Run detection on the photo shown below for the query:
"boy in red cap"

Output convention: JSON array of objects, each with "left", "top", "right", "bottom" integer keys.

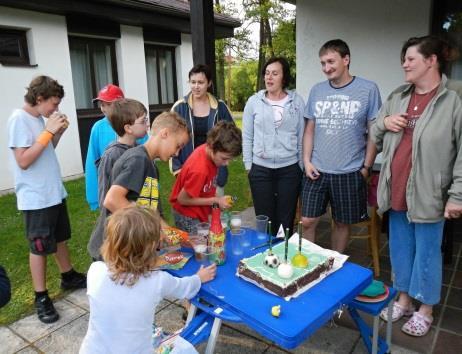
[{"left": 84, "top": 84, "right": 148, "bottom": 210}]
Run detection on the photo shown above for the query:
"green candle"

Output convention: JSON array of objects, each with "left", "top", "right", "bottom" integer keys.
[
  {"left": 268, "top": 221, "right": 272, "bottom": 252},
  {"left": 285, "top": 227, "right": 289, "bottom": 262},
  {"left": 298, "top": 221, "right": 302, "bottom": 252}
]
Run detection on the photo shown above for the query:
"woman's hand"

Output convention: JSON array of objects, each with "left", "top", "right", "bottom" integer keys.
[
  {"left": 383, "top": 114, "right": 408, "bottom": 132},
  {"left": 197, "top": 263, "right": 217, "bottom": 283},
  {"left": 304, "top": 162, "right": 320, "bottom": 180},
  {"left": 444, "top": 202, "right": 462, "bottom": 219}
]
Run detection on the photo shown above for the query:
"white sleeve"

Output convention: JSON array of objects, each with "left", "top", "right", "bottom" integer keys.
[
  {"left": 158, "top": 272, "right": 201, "bottom": 300},
  {"left": 8, "top": 114, "right": 35, "bottom": 148}
]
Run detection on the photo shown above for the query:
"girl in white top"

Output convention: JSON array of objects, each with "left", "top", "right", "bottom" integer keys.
[{"left": 80, "top": 206, "right": 216, "bottom": 354}]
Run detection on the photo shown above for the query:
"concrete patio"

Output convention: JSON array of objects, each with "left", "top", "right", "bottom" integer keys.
[{"left": 1, "top": 207, "right": 461, "bottom": 354}]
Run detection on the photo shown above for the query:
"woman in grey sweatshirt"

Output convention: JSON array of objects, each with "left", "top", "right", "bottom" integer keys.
[{"left": 242, "top": 57, "right": 305, "bottom": 235}]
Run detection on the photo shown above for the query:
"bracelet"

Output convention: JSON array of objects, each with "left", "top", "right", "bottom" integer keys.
[{"left": 36, "top": 130, "right": 54, "bottom": 146}]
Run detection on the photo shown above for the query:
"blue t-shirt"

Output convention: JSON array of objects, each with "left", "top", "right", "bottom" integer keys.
[{"left": 304, "top": 77, "right": 381, "bottom": 173}]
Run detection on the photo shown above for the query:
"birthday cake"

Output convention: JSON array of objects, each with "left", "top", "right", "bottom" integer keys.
[{"left": 237, "top": 242, "right": 334, "bottom": 298}]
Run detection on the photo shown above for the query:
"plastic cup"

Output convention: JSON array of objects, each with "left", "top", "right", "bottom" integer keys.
[
  {"left": 255, "top": 215, "right": 269, "bottom": 240},
  {"left": 189, "top": 235, "right": 208, "bottom": 261},
  {"left": 230, "top": 211, "right": 242, "bottom": 233},
  {"left": 196, "top": 246, "right": 214, "bottom": 266},
  {"left": 230, "top": 229, "right": 245, "bottom": 255},
  {"left": 196, "top": 222, "right": 210, "bottom": 238}
]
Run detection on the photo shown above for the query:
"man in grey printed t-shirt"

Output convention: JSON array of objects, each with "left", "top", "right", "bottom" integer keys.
[{"left": 301, "top": 39, "right": 382, "bottom": 252}]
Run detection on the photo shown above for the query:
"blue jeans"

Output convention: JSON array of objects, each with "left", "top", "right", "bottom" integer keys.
[{"left": 389, "top": 210, "right": 444, "bottom": 305}]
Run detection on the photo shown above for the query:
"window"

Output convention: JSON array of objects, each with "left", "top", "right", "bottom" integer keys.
[
  {"left": 145, "top": 45, "right": 178, "bottom": 108},
  {"left": 69, "top": 36, "right": 118, "bottom": 109},
  {"left": 432, "top": 1, "right": 462, "bottom": 80},
  {"left": 0, "top": 28, "right": 30, "bottom": 66}
]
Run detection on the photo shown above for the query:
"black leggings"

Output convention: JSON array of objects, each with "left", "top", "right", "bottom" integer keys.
[{"left": 248, "top": 163, "right": 302, "bottom": 236}]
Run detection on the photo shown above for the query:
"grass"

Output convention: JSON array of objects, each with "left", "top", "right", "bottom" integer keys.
[{"left": 0, "top": 153, "right": 251, "bottom": 325}]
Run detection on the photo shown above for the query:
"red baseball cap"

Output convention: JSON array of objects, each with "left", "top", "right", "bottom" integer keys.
[{"left": 93, "top": 84, "right": 124, "bottom": 102}]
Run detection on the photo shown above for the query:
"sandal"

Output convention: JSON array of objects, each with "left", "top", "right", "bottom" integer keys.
[
  {"left": 401, "top": 312, "right": 433, "bottom": 337},
  {"left": 379, "top": 302, "right": 415, "bottom": 322}
]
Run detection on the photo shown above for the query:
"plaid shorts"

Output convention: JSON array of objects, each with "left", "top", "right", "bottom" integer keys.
[
  {"left": 301, "top": 170, "right": 368, "bottom": 224},
  {"left": 172, "top": 210, "right": 201, "bottom": 233},
  {"left": 23, "top": 200, "right": 71, "bottom": 255}
]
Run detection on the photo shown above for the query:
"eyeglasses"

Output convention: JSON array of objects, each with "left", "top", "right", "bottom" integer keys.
[{"left": 135, "top": 117, "right": 149, "bottom": 125}]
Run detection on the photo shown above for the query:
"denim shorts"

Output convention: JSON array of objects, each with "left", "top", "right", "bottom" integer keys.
[
  {"left": 23, "top": 200, "right": 71, "bottom": 255},
  {"left": 388, "top": 210, "right": 444, "bottom": 305},
  {"left": 301, "top": 170, "right": 367, "bottom": 224}
]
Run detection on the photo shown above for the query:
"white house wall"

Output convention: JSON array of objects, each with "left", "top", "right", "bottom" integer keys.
[
  {"left": 0, "top": 6, "right": 82, "bottom": 192},
  {"left": 1, "top": 8, "right": 195, "bottom": 193},
  {"left": 177, "top": 33, "right": 194, "bottom": 98},
  {"left": 116, "top": 25, "right": 149, "bottom": 109},
  {"left": 296, "top": 0, "right": 432, "bottom": 99}
]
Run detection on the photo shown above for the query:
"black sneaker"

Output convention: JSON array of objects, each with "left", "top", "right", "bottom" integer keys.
[
  {"left": 35, "top": 295, "right": 59, "bottom": 324},
  {"left": 60, "top": 271, "right": 87, "bottom": 290}
]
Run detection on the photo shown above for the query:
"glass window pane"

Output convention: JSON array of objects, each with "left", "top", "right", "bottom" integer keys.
[
  {"left": 0, "top": 36, "right": 21, "bottom": 57},
  {"left": 69, "top": 42, "right": 93, "bottom": 109},
  {"left": 158, "top": 49, "right": 174, "bottom": 104},
  {"left": 93, "top": 45, "right": 113, "bottom": 92},
  {"left": 145, "top": 48, "right": 159, "bottom": 105}
]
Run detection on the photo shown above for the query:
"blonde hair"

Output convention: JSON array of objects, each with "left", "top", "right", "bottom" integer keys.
[
  {"left": 101, "top": 205, "right": 161, "bottom": 286},
  {"left": 150, "top": 111, "right": 189, "bottom": 136}
]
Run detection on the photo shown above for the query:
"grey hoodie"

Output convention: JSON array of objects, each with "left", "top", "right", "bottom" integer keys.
[{"left": 242, "top": 89, "right": 305, "bottom": 170}]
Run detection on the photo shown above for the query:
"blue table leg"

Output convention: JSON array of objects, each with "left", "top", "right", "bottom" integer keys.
[{"left": 348, "top": 307, "right": 390, "bottom": 354}]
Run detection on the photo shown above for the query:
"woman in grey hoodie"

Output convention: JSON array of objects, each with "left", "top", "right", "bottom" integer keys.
[{"left": 243, "top": 57, "right": 305, "bottom": 235}]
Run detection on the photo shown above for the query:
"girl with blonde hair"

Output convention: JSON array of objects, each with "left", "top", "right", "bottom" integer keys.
[{"left": 80, "top": 205, "right": 216, "bottom": 353}]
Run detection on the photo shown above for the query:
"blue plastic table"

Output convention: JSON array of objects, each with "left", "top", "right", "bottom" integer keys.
[{"left": 170, "top": 228, "right": 372, "bottom": 353}]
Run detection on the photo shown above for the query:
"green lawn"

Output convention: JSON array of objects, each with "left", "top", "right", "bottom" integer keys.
[{"left": 0, "top": 156, "right": 251, "bottom": 325}]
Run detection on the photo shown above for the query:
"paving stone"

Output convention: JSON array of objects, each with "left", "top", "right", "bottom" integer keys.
[
  {"left": 196, "top": 324, "right": 269, "bottom": 354},
  {"left": 15, "top": 346, "right": 40, "bottom": 353},
  {"left": 154, "top": 303, "right": 186, "bottom": 333},
  {"left": 446, "top": 287, "right": 462, "bottom": 308},
  {"left": 9, "top": 299, "right": 86, "bottom": 343},
  {"left": 433, "top": 330, "right": 462, "bottom": 353},
  {"left": 34, "top": 314, "right": 89, "bottom": 354},
  {"left": 264, "top": 324, "right": 359, "bottom": 354},
  {"left": 64, "top": 288, "right": 89, "bottom": 311},
  {"left": 440, "top": 306, "right": 462, "bottom": 335},
  {"left": 352, "top": 340, "right": 421, "bottom": 354},
  {"left": 0, "top": 326, "right": 29, "bottom": 353}
]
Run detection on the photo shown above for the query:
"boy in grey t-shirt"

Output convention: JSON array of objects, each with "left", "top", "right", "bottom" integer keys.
[
  {"left": 7, "top": 76, "right": 86, "bottom": 324},
  {"left": 301, "top": 39, "right": 381, "bottom": 253}
]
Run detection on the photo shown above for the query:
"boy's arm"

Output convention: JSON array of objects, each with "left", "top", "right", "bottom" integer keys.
[
  {"left": 177, "top": 188, "right": 231, "bottom": 209},
  {"left": 103, "top": 185, "right": 132, "bottom": 213},
  {"left": 13, "top": 113, "right": 67, "bottom": 169}
]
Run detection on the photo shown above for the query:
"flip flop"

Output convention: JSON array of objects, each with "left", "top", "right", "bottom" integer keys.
[
  {"left": 379, "top": 302, "right": 415, "bottom": 322},
  {"left": 402, "top": 312, "right": 433, "bottom": 337}
]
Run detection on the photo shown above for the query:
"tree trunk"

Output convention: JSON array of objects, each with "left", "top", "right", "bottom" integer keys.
[
  {"left": 214, "top": 0, "right": 226, "bottom": 100},
  {"left": 256, "top": 0, "right": 274, "bottom": 90}
]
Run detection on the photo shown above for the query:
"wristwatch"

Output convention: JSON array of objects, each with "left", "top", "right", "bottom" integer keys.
[{"left": 362, "top": 165, "right": 372, "bottom": 176}]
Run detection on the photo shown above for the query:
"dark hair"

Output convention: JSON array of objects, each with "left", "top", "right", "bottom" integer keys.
[
  {"left": 107, "top": 98, "right": 147, "bottom": 137},
  {"left": 401, "top": 36, "right": 450, "bottom": 75},
  {"left": 262, "top": 57, "right": 292, "bottom": 89},
  {"left": 24, "top": 76, "right": 64, "bottom": 106},
  {"left": 319, "top": 39, "right": 350, "bottom": 59},
  {"left": 188, "top": 64, "right": 212, "bottom": 82},
  {"left": 206, "top": 121, "right": 242, "bottom": 157}
]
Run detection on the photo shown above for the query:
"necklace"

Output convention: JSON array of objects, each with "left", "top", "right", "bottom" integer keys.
[{"left": 411, "top": 90, "right": 432, "bottom": 111}]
